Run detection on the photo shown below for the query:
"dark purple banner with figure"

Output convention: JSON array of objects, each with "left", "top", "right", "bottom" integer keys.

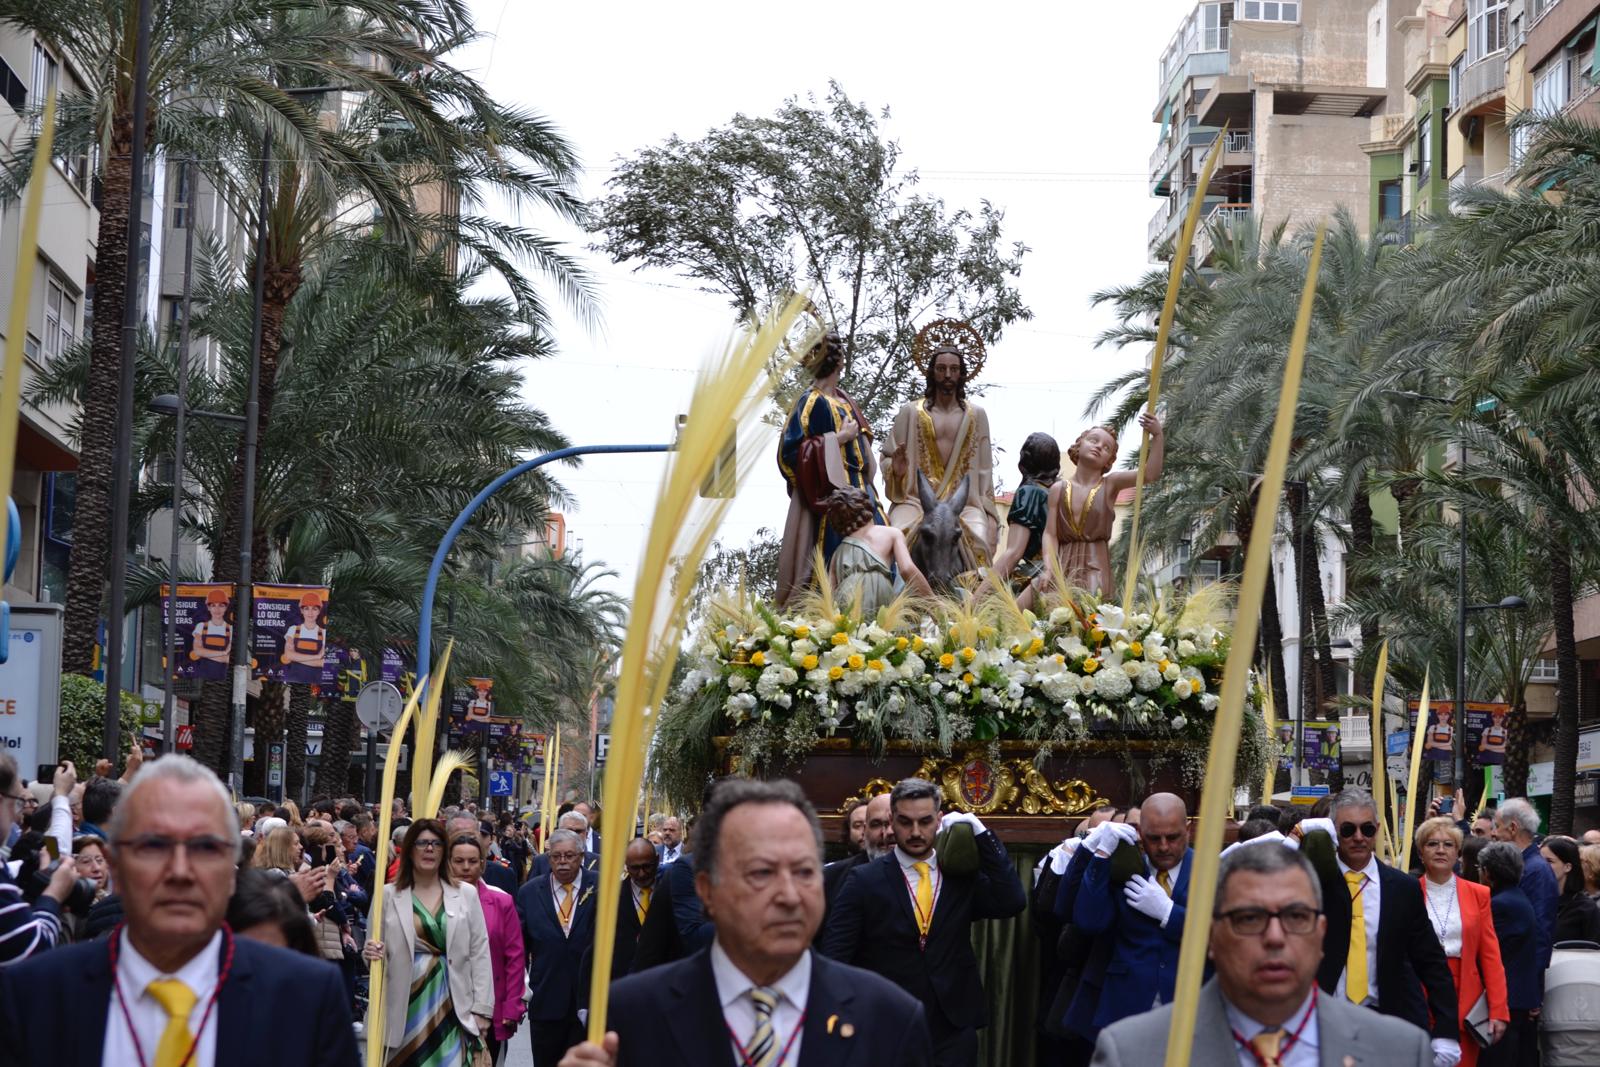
[
  {"left": 161, "top": 583, "right": 236, "bottom": 681},
  {"left": 252, "top": 584, "right": 330, "bottom": 684}
]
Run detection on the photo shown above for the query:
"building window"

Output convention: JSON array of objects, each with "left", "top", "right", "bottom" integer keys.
[
  {"left": 0, "top": 58, "right": 25, "bottom": 112},
  {"left": 28, "top": 43, "right": 57, "bottom": 132},
  {"left": 171, "top": 164, "right": 190, "bottom": 228},
  {"left": 1468, "top": 0, "right": 1508, "bottom": 63},
  {"left": 1449, "top": 57, "right": 1463, "bottom": 113},
  {"left": 1417, "top": 114, "right": 1433, "bottom": 181},
  {"left": 1531, "top": 658, "right": 1559, "bottom": 683},
  {"left": 1378, "top": 179, "right": 1403, "bottom": 222},
  {"left": 1533, "top": 58, "right": 1571, "bottom": 115},
  {"left": 1530, "top": 0, "right": 1559, "bottom": 26},
  {"left": 1239, "top": 1, "right": 1298, "bottom": 21},
  {"left": 43, "top": 275, "right": 78, "bottom": 364}
]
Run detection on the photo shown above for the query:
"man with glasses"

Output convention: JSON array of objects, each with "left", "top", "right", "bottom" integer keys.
[
  {"left": 1302, "top": 788, "right": 1461, "bottom": 1067},
  {"left": 518, "top": 828, "right": 597, "bottom": 1067},
  {"left": 1089, "top": 842, "right": 1431, "bottom": 1065},
  {"left": 0, "top": 754, "right": 359, "bottom": 1066}
]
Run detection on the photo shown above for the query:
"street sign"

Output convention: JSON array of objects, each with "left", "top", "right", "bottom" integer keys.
[
  {"left": 356, "top": 680, "right": 404, "bottom": 732},
  {"left": 594, "top": 732, "right": 610, "bottom": 766},
  {"left": 267, "top": 741, "right": 285, "bottom": 788},
  {"left": 488, "top": 770, "right": 514, "bottom": 797},
  {"left": 1290, "top": 785, "right": 1329, "bottom": 806}
]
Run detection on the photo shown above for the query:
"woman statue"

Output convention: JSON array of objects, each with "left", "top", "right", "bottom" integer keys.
[
  {"left": 976, "top": 432, "right": 1060, "bottom": 608},
  {"left": 363, "top": 819, "right": 495, "bottom": 1067},
  {"left": 1042, "top": 413, "right": 1162, "bottom": 599},
  {"left": 777, "top": 332, "right": 885, "bottom": 606},
  {"left": 825, "top": 486, "right": 933, "bottom": 616}
]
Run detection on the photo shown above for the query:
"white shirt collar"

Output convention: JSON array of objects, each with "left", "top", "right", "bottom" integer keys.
[
  {"left": 1336, "top": 854, "right": 1379, "bottom": 881},
  {"left": 894, "top": 845, "right": 938, "bottom": 871},
  {"left": 710, "top": 940, "right": 812, "bottom": 1014},
  {"left": 1221, "top": 986, "right": 1319, "bottom": 1048},
  {"left": 552, "top": 872, "right": 582, "bottom": 899},
  {"left": 118, "top": 928, "right": 224, "bottom": 1008},
  {"left": 1149, "top": 854, "right": 1184, "bottom": 886}
]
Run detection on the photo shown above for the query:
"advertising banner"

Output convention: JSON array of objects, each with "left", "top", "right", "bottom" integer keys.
[
  {"left": 1301, "top": 720, "right": 1342, "bottom": 771},
  {"left": 160, "top": 583, "right": 236, "bottom": 681},
  {"left": 1407, "top": 699, "right": 1511, "bottom": 766},
  {"left": 380, "top": 647, "right": 415, "bottom": 696},
  {"left": 252, "top": 584, "right": 330, "bottom": 684}
]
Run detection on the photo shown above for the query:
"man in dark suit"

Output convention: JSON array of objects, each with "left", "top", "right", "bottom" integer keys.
[
  {"left": 557, "top": 777, "right": 931, "bottom": 1067},
  {"left": 1090, "top": 841, "right": 1431, "bottom": 1066},
  {"left": 338, "top": 818, "right": 376, "bottom": 900},
  {"left": 1494, "top": 796, "right": 1559, "bottom": 970},
  {"left": 823, "top": 793, "right": 890, "bottom": 913},
  {"left": 1071, "top": 792, "right": 1193, "bottom": 1032},
  {"left": 1304, "top": 788, "right": 1460, "bottom": 1065},
  {"left": 582, "top": 836, "right": 660, "bottom": 985},
  {"left": 574, "top": 800, "right": 602, "bottom": 856},
  {"left": 531, "top": 811, "right": 601, "bottom": 880},
  {"left": 518, "top": 828, "right": 600, "bottom": 1067},
  {"left": 821, "top": 777, "right": 1025, "bottom": 1067},
  {"left": 0, "top": 754, "right": 359, "bottom": 1067},
  {"left": 655, "top": 816, "right": 684, "bottom": 866}
]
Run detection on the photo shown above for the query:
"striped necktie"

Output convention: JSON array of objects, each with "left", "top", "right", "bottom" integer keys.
[{"left": 746, "top": 986, "right": 779, "bottom": 1067}]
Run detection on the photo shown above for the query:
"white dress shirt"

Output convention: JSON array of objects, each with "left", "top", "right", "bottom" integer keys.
[
  {"left": 550, "top": 873, "right": 583, "bottom": 935},
  {"left": 711, "top": 940, "right": 810, "bottom": 1067},
  {"left": 1334, "top": 855, "right": 1382, "bottom": 1004},
  {"left": 1222, "top": 987, "right": 1320, "bottom": 1067},
  {"left": 1425, "top": 877, "right": 1464, "bottom": 959},
  {"left": 660, "top": 843, "right": 682, "bottom": 865},
  {"left": 103, "top": 929, "right": 223, "bottom": 1067},
  {"left": 894, "top": 846, "right": 941, "bottom": 926}
]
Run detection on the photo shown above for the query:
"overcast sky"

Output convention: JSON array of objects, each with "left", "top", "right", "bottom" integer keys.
[{"left": 456, "top": 0, "right": 1199, "bottom": 596}]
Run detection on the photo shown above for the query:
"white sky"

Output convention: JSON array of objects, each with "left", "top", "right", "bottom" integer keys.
[{"left": 456, "top": 0, "right": 1198, "bottom": 596}]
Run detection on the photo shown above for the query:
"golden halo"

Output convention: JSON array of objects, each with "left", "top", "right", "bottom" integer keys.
[{"left": 912, "top": 318, "right": 986, "bottom": 379}]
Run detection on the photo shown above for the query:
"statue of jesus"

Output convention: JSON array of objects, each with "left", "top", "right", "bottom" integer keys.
[{"left": 880, "top": 319, "right": 998, "bottom": 570}]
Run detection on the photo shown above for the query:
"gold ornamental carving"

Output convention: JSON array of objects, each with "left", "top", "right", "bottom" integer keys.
[{"left": 838, "top": 755, "right": 1108, "bottom": 818}]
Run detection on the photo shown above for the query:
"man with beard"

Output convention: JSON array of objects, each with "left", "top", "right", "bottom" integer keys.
[
  {"left": 881, "top": 321, "right": 999, "bottom": 567},
  {"left": 822, "top": 793, "right": 892, "bottom": 916}
]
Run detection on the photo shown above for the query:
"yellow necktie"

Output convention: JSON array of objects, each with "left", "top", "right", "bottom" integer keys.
[
  {"left": 636, "top": 887, "right": 651, "bottom": 925},
  {"left": 1157, "top": 868, "right": 1172, "bottom": 897},
  {"left": 1345, "top": 870, "right": 1369, "bottom": 1003},
  {"left": 146, "top": 978, "right": 198, "bottom": 1067},
  {"left": 913, "top": 861, "right": 934, "bottom": 936},
  {"left": 559, "top": 882, "right": 575, "bottom": 933},
  {"left": 1250, "top": 1028, "right": 1284, "bottom": 1067}
]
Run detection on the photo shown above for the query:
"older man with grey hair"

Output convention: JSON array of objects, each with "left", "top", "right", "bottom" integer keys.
[
  {"left": 530, "top": 812, "right": 598, "bottom": 882},
  {"left": 0, "top": 755, "right": 359, "bottom": 1066},
  {"left": 518, "top": 827, "right": 594, "bottom": 1067},
  {"left": 1298, "top": 787, "right": 1460, "bottom": 1067},
  {"left": 1493, "top": 796, "right": 1559, "bottom": 971},
  {"left": 1091, "top": 843, "right": 1431, "bottom": 1066}
]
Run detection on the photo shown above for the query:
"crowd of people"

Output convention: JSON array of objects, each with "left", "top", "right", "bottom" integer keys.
[{"left": 1, "top": 744, "right": 1596, "bottom": 1067}]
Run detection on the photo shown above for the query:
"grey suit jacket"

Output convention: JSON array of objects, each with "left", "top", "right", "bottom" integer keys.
[{"left": 1090, "top": 977, "right": 1431, "bottom": 1067}]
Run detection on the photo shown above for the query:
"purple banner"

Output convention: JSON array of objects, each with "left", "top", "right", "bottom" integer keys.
[
  {"left": 252, "top": 584, "right": 330, "bottom": 684},
  {"left": 161, "top": 583, "right": 236, "bottom": 682}
]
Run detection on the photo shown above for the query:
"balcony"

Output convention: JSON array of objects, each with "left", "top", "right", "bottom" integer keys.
[
  {"left": 1148, "top": 199, "right": 1176, "bottom": 252},
  {"left": 1192, "top": 202, "right": 1253, "bottom": 264},
  {"left": 1457, "top": 54, "right": 1507, "bottom": 126}
]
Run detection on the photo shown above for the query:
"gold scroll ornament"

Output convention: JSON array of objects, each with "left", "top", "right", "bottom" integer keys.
[{"left": 840, "top": 756, "right": 1107, "bottom": 818}]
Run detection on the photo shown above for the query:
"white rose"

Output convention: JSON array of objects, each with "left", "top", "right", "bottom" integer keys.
[
  {"left": 1174, "top": 679, "right": 1193, "bottom": 699},
  {"left": 1049, "top": 607, "right": 1072, "bottom": 626},
  {"left": 1171, "top": 714, "right": 1188, "bottom": 730},
  {"left": 1163, "top": 663, "right": 1182, "bottom": 682},
  {"left": 1201, "top": 693, "right": 1219, "bottom": 712},
  {"left": 727, "top": 673, "right": 750, "bottom": 693},
  {"left": 1177, "top": 639, "right": 1197, "bottom": 658}
]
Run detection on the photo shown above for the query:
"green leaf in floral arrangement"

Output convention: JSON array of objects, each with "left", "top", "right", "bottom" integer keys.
[{"left": 972, "top": 715, "right": 1000, "bottom": 741}]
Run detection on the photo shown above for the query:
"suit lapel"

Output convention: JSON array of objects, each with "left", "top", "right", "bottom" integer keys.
[
  {"left": 214, "top": 934, "right": 256, "bottom": 1065},
  {"left": 799, "top": 955, "right": 861, "bottom": 1067},
  {"left": 1194, "top": 981, "right": 1243, "bottom": 1062},
  {"left": 877, "top": 855, "right": 921, "bottom": 938},
  {"left": 1174, "top": 848, "right": 1194, "bottom": 902},
  {"left": 74, "top": 942, "right": 115, "bottom": 1066},
  {"left": 663, "top": 951, "right": 736, "bottom": 1067}
]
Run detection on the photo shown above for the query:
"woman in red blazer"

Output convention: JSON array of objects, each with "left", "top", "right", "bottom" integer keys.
[{"left": 1417, "top": 815, "right": 1510, "bottom": 1066}]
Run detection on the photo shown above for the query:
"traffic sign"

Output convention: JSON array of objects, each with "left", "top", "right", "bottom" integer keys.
[
  {"left": 488, "top": 770, "right": 514, "bottom": 797},
  {"left": 1290, "top": 785, "right": 1329, "bottom": 806},
  {"left": 594, "top": 732, "right": 610, "bottom": 766},
  {"left": 356, "top": 681, "right": 404, "bottom": 732}
]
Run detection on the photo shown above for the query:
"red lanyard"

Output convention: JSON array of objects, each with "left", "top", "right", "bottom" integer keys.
[
  {"left": 726, "top": 1011, "right": 806, "bottom": 1067},
  {"left": 901, "top": 863, "right": 941, "bottom": 949},
  {"left": 1230, "top": 987, "right": 1317, "bottom": 1067},
  {"left": 110, "top": 923, "right": 234, "bottom": 1067}
]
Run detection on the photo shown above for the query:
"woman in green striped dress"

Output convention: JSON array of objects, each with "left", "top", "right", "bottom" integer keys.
[{"left": 364, "top": 819, "right": 495, "bottom": 1066}]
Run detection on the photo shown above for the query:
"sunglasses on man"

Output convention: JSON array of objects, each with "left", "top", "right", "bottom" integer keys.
[{"left": 1339, "top": 821, "right": 1379, "bottom": 839}]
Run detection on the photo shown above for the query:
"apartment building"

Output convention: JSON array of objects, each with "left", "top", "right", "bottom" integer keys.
[{"left": 1148, "top": 0, "right": 1397, "bottom": 264}]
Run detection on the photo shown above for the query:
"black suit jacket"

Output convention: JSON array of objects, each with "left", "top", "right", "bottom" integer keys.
[
  {"left": 630, "top": 873, "right": 686, "bottom": 972},
  {"left": 516, "top": 874, "right": 600, "bottom": 1023},
  {"left": 817, "top": 851, "right": 870, "bottom": 949},
  {"left": 608, "top": 948, "right": 931, "bottom": 1067},
  {"left": 1314, "top": 857, "right": 1459, "bottom": 1040},
  {"left": 0, "top": 932, "right": 359, "bottom": 1067},
  {"left": 481, "top": 857, "right": 518, "bottom": 896},
  {"left": 821, "top": 832, "right": 1026, "bottom": 1035},
  {"left": 578, "top": 876, "right": 651, "bottom": 1002}
]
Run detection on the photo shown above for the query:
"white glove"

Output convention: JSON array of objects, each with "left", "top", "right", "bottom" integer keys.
[
  {"left": 1219, "top": 830, "right": 1296, "bottom": 861},
  {"left": 1298, "top": 817, "right": 1337, "bottom": 842},
  {"left": 939, "top": 811, "right": 988, "bottom": 836},
  {"left": 1048, "top": 838, "right": 1081, "bottom": 875},
  {"left": 1431, "top": 1038, "right": 1461, "bottom": 1067},
  {"left": 1107, "top": 821, "right": 1140, "bottom": 847},
  {"left": 1123, "top": 874, "right": 1175, "bottom": 927},
  {"left": 1084, "top": 822, "right": 1120, "bottom": 857}
]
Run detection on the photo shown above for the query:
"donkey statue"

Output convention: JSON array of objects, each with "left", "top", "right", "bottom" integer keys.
[{"left": 910, "top": 470, "right": 971, "bottom": 594}]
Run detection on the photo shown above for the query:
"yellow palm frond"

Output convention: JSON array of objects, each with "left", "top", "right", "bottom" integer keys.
[{"left": 423, "top": 750, "right": 475, "bottom": 820}]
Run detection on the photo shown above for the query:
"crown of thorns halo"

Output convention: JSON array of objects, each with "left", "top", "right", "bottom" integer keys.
[{"left": 912, "top": 318, "right": 987, "bottom": 379}]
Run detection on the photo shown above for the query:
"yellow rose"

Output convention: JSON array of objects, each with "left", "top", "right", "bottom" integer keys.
[
  {"left": 1090, "top": 628, "right": 1105, "bottom": 644},
  {"left": 939, "top": 653, "right": 956, "bottom": 669},
  {"left": 868, "top": 659, "right": 885, "bottom": 671},
  {"left": 847, "top": 653, "right": 865, "bottom": 670},
  {"left": 750, "top": 651, "right": 765, "bottom": 666},
  {"left": 1029, "top": 637, "right": 1045, "bottom": 655},
  {"left": 1082, "top": 657, "right": 1100, "bottom": 674},
  {"left": 793, "top": 625, "right": 810, "bottom": 639},
  {"left": 1129, "top": 641, "right": 1143, "bottom": 657},
  {"left": 912, "top": 636, "right": 926, "bottom": 651},
  {"left": 802, "top": 654, "right": 819, "bottom": 670},
  {"left": 831, "top": 632, "right": 849, "bottom": 646},
  {"left": 962, "top": 672, "right": 975, "bottom": 685},
  {"left": 1158, "top": 659, "right": 1170, "bottom": 673},
  {"left": 828, "top": 666, "right": 844, "bottom": 681},
  {"left": 960, "top": 646, "right": 977, "bottom": 663},
  {"left": 896, "top": 636, "right": 909, "bottom": 651}
]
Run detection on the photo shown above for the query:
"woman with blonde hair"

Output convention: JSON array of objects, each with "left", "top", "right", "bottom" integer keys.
[
  {"left": 1416, "top": 814, "right": 1508, "bottom": 1064},
  {"left": 251, "top": 825, "right": 303, "bottom": 874},
  {"left": 362, "top": 819, "right": 494, "bottom": 1066},
  {"left": 1580, "top": 842, "right": 1600, "bottom": 900}
]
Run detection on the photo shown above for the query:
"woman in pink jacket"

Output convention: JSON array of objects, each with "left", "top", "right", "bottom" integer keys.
[{"left": 449, "top": 833, "right": 527, "bottom": 1061}]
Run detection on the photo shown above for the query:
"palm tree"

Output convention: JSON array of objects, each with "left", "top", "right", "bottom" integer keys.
[{"left": 0, "top": 0, "right": 494, "bottom": 673}]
